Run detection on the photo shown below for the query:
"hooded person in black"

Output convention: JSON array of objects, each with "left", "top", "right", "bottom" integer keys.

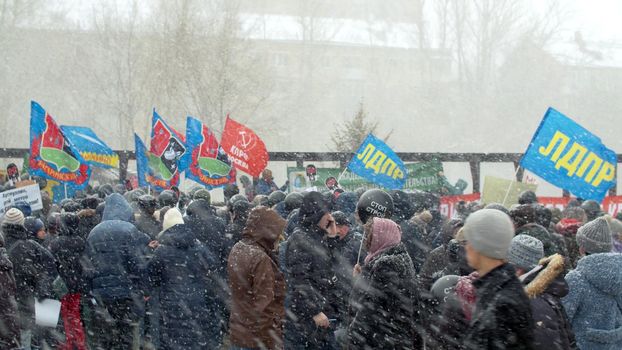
[
  {"left": 284, "top": 192, "right": 339, "bottom": 349},
  {"left": 86, "top": 193, "right": 149, "bottom": 350}
]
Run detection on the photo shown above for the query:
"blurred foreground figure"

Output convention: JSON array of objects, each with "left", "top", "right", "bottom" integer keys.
[{"left": 462, "top": 209, "right": 534, "bottom": 349}]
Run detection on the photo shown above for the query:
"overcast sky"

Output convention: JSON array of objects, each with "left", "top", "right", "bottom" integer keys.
[{"left": 57, "top": 0, "right": 622, "bottom": 44}]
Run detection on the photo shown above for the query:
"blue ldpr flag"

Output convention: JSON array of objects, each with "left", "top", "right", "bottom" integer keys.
[
  {"left": 520, "top": 108, "right": 617, "bottom": 201},
  {"left": 347, "top": 134, "right": 407, "bottom": 190}
]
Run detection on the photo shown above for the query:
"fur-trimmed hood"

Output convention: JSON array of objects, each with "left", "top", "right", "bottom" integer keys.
[{"left": 523, "top": 254, "right": 568, "bottom": 299}]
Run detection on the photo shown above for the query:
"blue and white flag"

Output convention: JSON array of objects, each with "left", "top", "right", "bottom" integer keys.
[
  {"left": 521, "top": 108, "right": 617, "bottom": 201},
  {"left": 347, "top": 134, "right": 407, "bottom": 190}
]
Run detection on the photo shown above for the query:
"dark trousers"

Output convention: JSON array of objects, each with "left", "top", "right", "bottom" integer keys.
[{"left": 90, "top": 298, "right": 139, "bottom": 350}]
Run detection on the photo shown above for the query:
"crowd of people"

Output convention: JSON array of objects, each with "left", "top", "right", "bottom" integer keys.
[{"left": 0, "top": 167, "right": 621, "bottom": 350}]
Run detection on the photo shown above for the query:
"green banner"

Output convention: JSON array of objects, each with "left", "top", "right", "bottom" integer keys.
[
  {"left": 482, "top": 176, "right": 538, "bottom": 207},
  {"left": 287, "top": 160, "right": 465, "bottom": 194}
]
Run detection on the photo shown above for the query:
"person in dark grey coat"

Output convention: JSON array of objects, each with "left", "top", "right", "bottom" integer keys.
[
  {"left": 0, "top": 231, "right": 19, "bottom": 349},
  {"left": 148, "top": 208, "right": 221, "bottom": 350},
  {"left": 284, "top": 192, "right": 339, "bottom": 349},
  {"left": 3, "top": 208, "right": 57, "bottom": 349}
]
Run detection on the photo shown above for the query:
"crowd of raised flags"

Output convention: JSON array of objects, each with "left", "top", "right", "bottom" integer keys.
[{"left": 27, "top": 101, "right": 618, "bottom": 204}]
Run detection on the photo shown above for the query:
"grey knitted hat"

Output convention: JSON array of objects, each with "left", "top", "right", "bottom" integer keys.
[
  {"left": 463, "top": 209, "right": 515, "bottom": 259},
  {"left": 3, "top": 208, "right": 25, "bottom": 226},
  {"left": 576, "top": 216, "right": 613, "bottom": 254},
  {"left": 508, "top": 234, "right": 544, "bottom": 270}
]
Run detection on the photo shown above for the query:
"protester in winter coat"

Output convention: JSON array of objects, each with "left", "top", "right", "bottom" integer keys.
[
  {"left": 426, "top": 275, "right": 467, "bottom": 350},
  {"left": 563, "top": 253, "right": 622, "bottom": 350},
  {"left": 391, "top": 190, "right": 428, "bottom": 272},
  {"left": 86, "top": 193, "right": 149, "bottom": 349},
  {"left": 24, "top": 216, "right": 50, "bottom": 248},
  {"left": 3, "top": 208, "right": 57, "bottom": 349},
  {"left": 225, "top": 199, "right": 252, "bottom": 248},
  {"left": 462, "top": 209, "right": 534, "bottom": 350},
  {"left": 562, "top": 216, "right": 620, "bottom": 350},
  {"left": 255, "top": 169, "right": 280, "bottom": 195},
  {"left": 185, "top": 197, "right": 228, "bottom": 277},
  {"left": 507, "top": 236, "right": 576, "bottom": 350},
  {"left": 77, "top": 197, "right": 101, "bottom": 239},
  {"left": 228, "top": 207, "right": 287, "bottom": 350},
  {"left": 135, "top": 195, "right": 160, "bottom": 240},
  {"left": 609, "top": 217, "right": 622, "bottom": 253},
  {"left": 0, "top": 232, "right": 20, "bottom": 349},
  {"left": 347, "top": 217, "right": 418, "bottom": 350},
  {"left": 148, "top": 208, "right": 222, "bottom": 350},
  {"left": 555, "top": 207, "right": 586, "bottom": 268},
  {"left": 50, "top": 212, "right": 89, "bottom": 350},
  {"left": 516, "top": 223, "right": 562, "bottom": 256},
  {"left": 419, "top": 219, "right": 465, "bottom": 290},
  {"left": 327, "top": 211, "right": 364, "bottom": 331},
  {"left": 284, "top": 192, "right": 339, "bottom": 349}
]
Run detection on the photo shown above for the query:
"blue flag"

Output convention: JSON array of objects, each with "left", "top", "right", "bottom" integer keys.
[
  {"left": 61, "top": 126, "right": 119, "bottom": 168},
  {"left": 347, "top": 134, "right": 407, "bottom": 190},
  {"left": 521, "top": 108, "right": 617, "bottom": 201},
  {"left": 29, "top": 101, "right": 91, "bottom": 202},
  {"left": 134, "top": 133, "right": 150, "bottom": 189},
  {"left": 179, "top": 117, "right": 237, "bottom": 189}
]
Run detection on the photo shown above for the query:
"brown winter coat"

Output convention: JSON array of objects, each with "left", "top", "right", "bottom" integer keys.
[{"left": 228, "top": 207, "right": 287, "bottom": 350}]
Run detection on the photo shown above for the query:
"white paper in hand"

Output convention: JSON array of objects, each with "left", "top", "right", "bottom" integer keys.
[{"left": 35, "top": 299, "right": 61, "bottom": 327}]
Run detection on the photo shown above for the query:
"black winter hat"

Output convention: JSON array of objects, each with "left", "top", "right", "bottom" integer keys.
[
  {"left": 61, "top": 212, "right": 80, "bottom": 235},
  {"left": 300, "top": 192, "right": 330, "bottom": 227},
  {"left": 332, "top": 211, "right": 351, "bottom": 227},
  {"left": 518, "top": 190, "right": 538, "bottom": 205}
]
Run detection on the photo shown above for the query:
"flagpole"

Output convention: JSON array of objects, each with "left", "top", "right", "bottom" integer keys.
[
  {"left": 501, "top": 165, "right": 522, "bottom": 207},
  {"left": 64, "top": 183, "right": 68, "bottom": 200},
  {"left": 336, "top": 167, "right": 349, "bottom": 184}
]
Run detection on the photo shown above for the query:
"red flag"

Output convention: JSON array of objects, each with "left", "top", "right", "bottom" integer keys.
[{"left": 220, "top": 115, "right": 269, "bottom": 177}]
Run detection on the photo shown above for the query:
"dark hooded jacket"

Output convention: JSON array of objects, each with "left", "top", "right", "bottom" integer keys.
[
  {"left": 347, "top": 243, "right": 418, "bottom": 350},
  {"left": 50, "top": 215, "right": 90, "bottom": 294},
  {"left": 0, "top": 233, "right": 19, "bottom": 348},
  {"left": 185, "top": 199, "right": 228, "bottom": 277},
  {"left": 87, "top": 193, "right": 149, "bottom": 301},
  {"left": 463, "top": 263, "right": 535, "bottom": 350},
  {"left": 228, "top": 207, "right": 287, "bottom": 350},
  {"left": 148, "top": 221, "right": 221, "bottom": 350},
  {"left": 521, "top": 254, "right": 576, "bottom": 350}
]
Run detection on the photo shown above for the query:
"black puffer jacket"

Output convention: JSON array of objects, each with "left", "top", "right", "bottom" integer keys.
[
  {"left": 463, "top": 263, "right": 534, "bottom": 350},
  {"left": 347, "top": 243, "right": 418, "bottom": 350},
  {"left": 3, "top": 223, "right": 57, "bottom": 330},
  {"left": 522, "top": 255, "right": 576, "bottom": 350},
  {"left": 49, "top": 215, "right": 89, "bottom": 294},
  {"left": 329, "top": 230, "right": 364, "bottom": 323},
  {"left": 148, "top": 223, "right": 221, "bottom": 349},
  {"left": 285, "top": 224, "right": 337, "bottom": 346},
  {"left": 0, "top": 234, "right": 19, "bottom": 349},
  {"left": 86, "top": 193, "right": 149, "bottom": 301}
]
